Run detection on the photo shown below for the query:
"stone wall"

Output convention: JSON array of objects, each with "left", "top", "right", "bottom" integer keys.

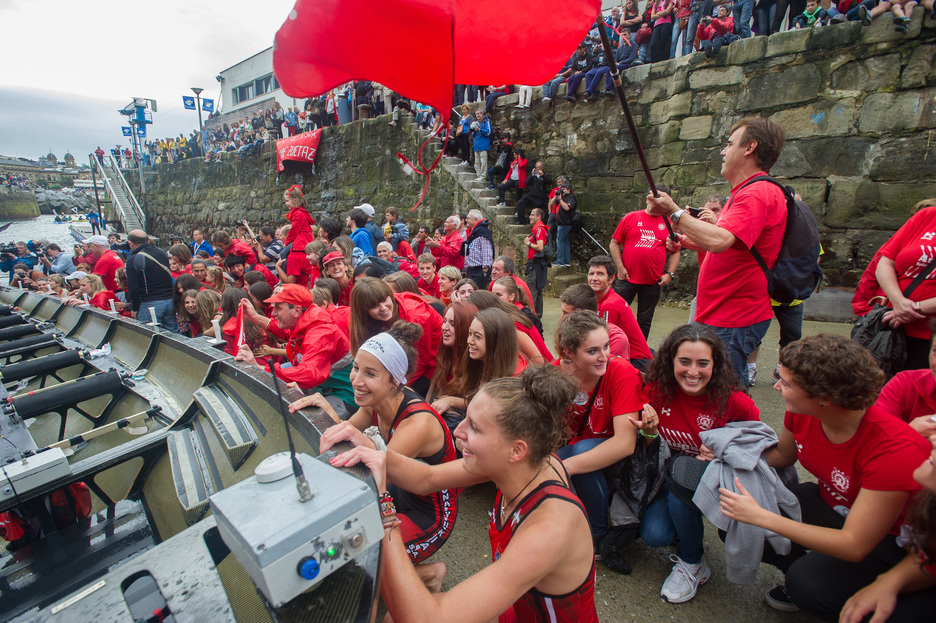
[
  {"left": 485, "top": 14, "right": 936, "bottom": 300},
  {"left": 0, "top": 189, "right": 40, "bottom": 220},
  {"left": 137, "top": 13, "right": 936, "bottom": 302}
]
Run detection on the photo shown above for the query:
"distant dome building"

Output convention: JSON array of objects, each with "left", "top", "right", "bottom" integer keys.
[
  {"left": 64, "top": 151, "right": 75, "bottom": 167},
  {"left": 39, "top": 150, "right": 57, "bottom": 166}
]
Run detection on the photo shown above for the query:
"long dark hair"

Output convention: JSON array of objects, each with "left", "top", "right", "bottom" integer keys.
[
  {"left": 432, "top": 301, "right": 478, "bottom": 396},
  {"left": 644, "top": 324, "right": 742, "bottom": 419},
  {"left": 906, "top": 491, "right": 936, "bottom": 571}
]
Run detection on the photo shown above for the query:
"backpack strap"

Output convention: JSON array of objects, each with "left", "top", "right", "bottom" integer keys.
[
  {"left": 902, "top": 256, "right": 936, "bottom": 299},
  {"left": 731, "top": 174, "right": 791, "bottom": 274}
]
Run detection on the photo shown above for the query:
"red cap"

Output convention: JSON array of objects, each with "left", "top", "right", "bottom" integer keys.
[
  {"left": 322, "top": 251, "right": 345, "bottom": 266},
  {"left": 265, "top": 284, "right": 314, "bottom": 307}
]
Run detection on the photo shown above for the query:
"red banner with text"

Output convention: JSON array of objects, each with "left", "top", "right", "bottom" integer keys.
[{"left": 275, "top": 129, "right": 322, "bottom": 171}]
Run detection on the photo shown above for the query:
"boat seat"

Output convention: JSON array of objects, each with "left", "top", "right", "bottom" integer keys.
[
  {"left": 166, "top": 429, "right": 214, "bottom": 526},
  {"left": 193, "top": 385, "right": 258, "bottom": 470}
]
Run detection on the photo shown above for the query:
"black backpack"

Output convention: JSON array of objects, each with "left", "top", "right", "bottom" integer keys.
[{"left": 738, "top": 175, "right": 823, "bottom": 305}]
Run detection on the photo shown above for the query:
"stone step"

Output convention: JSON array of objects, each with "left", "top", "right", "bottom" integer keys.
[
  {"left": 547, "top": 272, "right": 587, "bottom": 296},
  {"left": 505, "top": 224, "right": 529, "bottom": 236},
  {"left": 494, "top": 206, "right": 515, "bottom": 217}
]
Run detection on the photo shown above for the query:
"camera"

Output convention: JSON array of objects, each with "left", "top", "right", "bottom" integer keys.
[
  {"left": 0, "top": 246, "right": 18, "bottom": 255},
  {"left": 687, "top": 207, "right": 703, "bottom": 218},
  {"left": 236, "top": 220, "right": 246, "bottom": 227},
  {"left": 14, "top": 271, "right": 26, "bottom": 279},
  {"left": 116, "top": 242, "right": 132, "bottom": 252}
]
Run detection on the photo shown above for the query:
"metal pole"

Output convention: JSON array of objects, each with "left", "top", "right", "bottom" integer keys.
[
  {"left": 595, "top": 18, "right": 677, "bottom": 241},
  {"left": 192, "top": 87, "right": 204, "bottom": 130},
  {"left": 89, "top": 155, "right": 102, "bottom": 215}
]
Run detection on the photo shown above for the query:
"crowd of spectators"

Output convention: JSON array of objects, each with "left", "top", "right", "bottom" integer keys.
[{"left": 3, "top": 173, "right": 32, "bottom": 191}]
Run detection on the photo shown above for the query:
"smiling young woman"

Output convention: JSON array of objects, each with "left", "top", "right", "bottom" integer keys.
[
  {"left": 639, "top": 323, "right": 759, "bottom": 604},
  {"left": 328, "top": 364, "right": 599, "bottom": 622}
]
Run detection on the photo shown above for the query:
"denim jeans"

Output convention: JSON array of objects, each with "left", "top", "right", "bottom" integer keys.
[
  {"left": 138, "top": 298, "right": 180, "bottom": 333},
  {"left": 684, "top": 13, "right": 701, "bottom": 55},
  {"left": 556, "top": 225, "right": 572, "bottom": 265},
  {"left": 640, "top": 488, "right": 705, "bottom": 564},
  {"left": 732, "top": 0, "right": 755, "bottom": 37},
  {"left": 670, "top": 17, "right": 686, "bottom": 58},
  {"left": 584, "top": 67, "right": 610, "bottom": 94},
  {"left": 542, "top": 76, "right": 566, "bottom": 99},
  {"left": 703, "top": 319, "right": 771, "bottom": 390},
  {"left": 756, "top": 0, "right": 778, "bottom": 35},
  {"left": 556, "top": 438, "right": 609, "bottom": 539},
  {"left": 773, "top": 303, "right": 804, "bottom": 348}
]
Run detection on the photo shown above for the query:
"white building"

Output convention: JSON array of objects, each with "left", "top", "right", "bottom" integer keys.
[{"left": 217, "top": 47, "right": 305, "bottom": 117}]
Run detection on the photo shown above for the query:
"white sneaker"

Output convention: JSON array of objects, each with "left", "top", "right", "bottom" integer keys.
[
  {"left": 661, "top": 555, "right": 711, "bottom": 603},
  {"left": 496, "top": 202, "right": 506, "bottom": 207},
  {"left": 459, "top": 160, "right": 469, "bottom": 167}
]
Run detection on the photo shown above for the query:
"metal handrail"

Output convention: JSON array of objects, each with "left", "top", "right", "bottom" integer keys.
[{"left": 93, "top": 155, "right": 146, "bottom": 230}]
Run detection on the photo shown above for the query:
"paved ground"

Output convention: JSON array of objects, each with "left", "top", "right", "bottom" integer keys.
[{"left": 429, "top": 299, "right": 853, "bottom": 622}]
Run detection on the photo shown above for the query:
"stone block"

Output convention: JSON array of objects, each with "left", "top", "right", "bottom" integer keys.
[
  {"left": 858, "top": 89, "right": 936, "bottom": 133},
  {"left": 901, "top": 45, "right": 936, "bottom": 90},
  {"left": 830, "top": 55, "right": 900, "bottom": 93},
  {"left": 785, "top": 178, "right": 829, "bottom": 212},
  {"left": 658, "top": 120, "right": 682, "bottom": 144},
  {"left": 650, "top": 59, "right": 677, "bottom": 78},
  {"left": 795, "top": 137, "right": 873, "bottom": 177},
  {"left": 765, "top": 28, "right": 812, "bottom": 57},
  {"left": 668, "top": 163, "right": 710, "bottom": 190},
  {"left": 648, "top": 91, "right": 693, "bottom": 124},
  {"left": 688, "top": 66, "right": 745, "bottom": 90},
  {"left": 768, "top": 98, "right": 858, "bottom": 139},
  {"left": 772, "top": 145, "right": 812, "bottom": 178},
  {"left": 639, "top": 74, "right": 683, "bottom": 104},
  {"left": 554, "top": 106, "right": 571, "bottom": 122},
  {"left": 869, "top": 136, "right": 936, "bottom": 182},
  {"left": 827, "top": 182, "right": 936, "bottom": 228},
  {"left": 860, "top": 8, "right": 923, "bottom": 44},
  {"left": 742, "top": 64, "right": 821, "bottom": 110},
  {"left": 726, "top": 36, "right": 767, "bottom": 65},
  {"left": 646, "top": 142, "right": 686, "bottom": 168},
  {"left": 699, "top": 91, "right": 739, "bottom": 115},
  {"left": 679, "top": 115, "right": 714, "bottom": 140},
  {"left": 808, "top": 21, "right": 860, "bottom": 50},
  {"left": 624, "top": 63, "right": 651, "bottom": 84}
]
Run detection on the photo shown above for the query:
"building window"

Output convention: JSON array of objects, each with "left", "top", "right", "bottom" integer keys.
[{"left": 256, "top": 75, "right": 272, "bottom": 96}]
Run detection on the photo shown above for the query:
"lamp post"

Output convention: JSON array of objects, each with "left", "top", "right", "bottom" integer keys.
[{"left": 191, "top": 87, "right": 204, "bottom": 130}]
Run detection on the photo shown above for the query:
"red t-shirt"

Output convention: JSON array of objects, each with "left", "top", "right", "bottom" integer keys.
[
  {"left": 612, "top": 210, "right": 670, "bottom": 285},
  {"left": 225, "top": 238, "right": 258, "bottom": 264},
  {"left": 879, "top": 206, "right": 936, "bottom": 339},
  {"left": 608, "top": 322, "right": 630, "bottom": 360},
  {"left": 553, "top": 357, "right": 645, "bottom": 444},
  {"left": 874, "top": 368, "right": 936, "bottom": 424},
  {"left": 286, "top": 252, "right": 312, "bottom": 288},
  {"left": 784, "top": 406, "right": 929, "bottom": 532},
  {"left": 527, "top": 221, "right": 549, "bottom": 261},
  {"left": 596, "top": 288, "right": 652, "bottom": 360},
  {"left": 696, "top": 174, "right": 786, "bottom": 327},
  {"left": 647, "top": 382, "right": 760, "bottom": 456},
  {"left": 92, "top": 250, "right": 124, "bottom": 291}
]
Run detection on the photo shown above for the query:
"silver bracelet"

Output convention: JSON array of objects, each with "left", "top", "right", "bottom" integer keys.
[{"left": 363, "top": 426, "right": 387, "bottom": 452}]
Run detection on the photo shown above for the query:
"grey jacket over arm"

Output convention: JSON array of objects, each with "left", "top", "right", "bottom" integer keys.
[{"left": 693, "top": 421, "right": 801, "bottom": 585}]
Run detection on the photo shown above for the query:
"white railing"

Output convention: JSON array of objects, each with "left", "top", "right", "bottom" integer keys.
[{"left": 94, "top": 155, "right": 146, "bottom": 230}]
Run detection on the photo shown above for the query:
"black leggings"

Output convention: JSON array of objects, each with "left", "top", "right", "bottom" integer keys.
[
  {"left": 760, "top": 482, "right": 936, "bottom": 621},
  {"left": 650, "top": 22, "right": 674, "bottom": 63},
  {"left": 772, "top": 0, "right": 806, "bottom": 33}
]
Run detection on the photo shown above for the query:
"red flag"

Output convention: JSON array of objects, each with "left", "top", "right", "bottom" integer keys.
[
  {"left": 276, "top": 129, "right": 322, "bottom": 171},
  {"left": 273, "top": 0, "right": 601, "bottom": 123},
  {"left": 235, "top": 303, "right": 246, "bottom": 352}
]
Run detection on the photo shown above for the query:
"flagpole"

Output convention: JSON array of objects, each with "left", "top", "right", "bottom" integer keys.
[{"left": 192, "top": 87, "right": 204, "bottom": 130}]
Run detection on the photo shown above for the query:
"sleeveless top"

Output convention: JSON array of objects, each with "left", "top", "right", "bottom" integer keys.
[
  {"left": 488, "top": 462, "right": 598, "bottom": 623},
  {"left": 378, "top": 388, "right": 460, "bottom": 529}
]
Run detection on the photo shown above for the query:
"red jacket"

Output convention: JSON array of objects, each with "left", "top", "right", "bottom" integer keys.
[
  {"left": 439, "top": 231, "right": 464, "bottom": 270},
  {"left": 503, "top": 156, "right": 528, "bottom": 188},
  {"left": 225, "top": 238, "right": 258, "bottom": 264},
  {"left": 285, "top": 206, "right": 316, "bottom": 254},
  {"left": 395, "top": 292, "right": 443, "bottom": 382},
  {"left": 696, "top": 16, "right": 733, "bottom": 42},
  {"left": 267, "top": 305, "right": 351, "bottom": 389}
]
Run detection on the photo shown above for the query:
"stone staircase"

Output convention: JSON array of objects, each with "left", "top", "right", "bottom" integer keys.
[{"left": 408, "top": 119, "right": 586, "bottom": 296}]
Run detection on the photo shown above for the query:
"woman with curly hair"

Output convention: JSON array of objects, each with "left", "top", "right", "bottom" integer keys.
[
  {"left": 639, "top": 323, "right": 759, "bottom": 604},
  {"left": 719, "top": 334, "right": 931, "bottom": 619},
  {"left": 840, "top": 433, "right": 936, "bottom": 622}
]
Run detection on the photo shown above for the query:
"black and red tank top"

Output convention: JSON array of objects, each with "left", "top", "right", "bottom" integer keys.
[
  {"left": 377, "top": 389, "right": 461, "bottom": 528},
  {"left": 488, "top": 479, "right": 598, "bottom": 623}
]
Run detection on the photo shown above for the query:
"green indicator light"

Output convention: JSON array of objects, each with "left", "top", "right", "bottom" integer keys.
[{"left": 327, "top": 547, "right": 337, "bottom": 557}]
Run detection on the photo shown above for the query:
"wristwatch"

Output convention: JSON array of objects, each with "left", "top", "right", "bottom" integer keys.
[
  {"left": 670, "top": 208, "right": 685, "bottom": 224},
  {"left": 667, "top": 272, "right": 675, "bottom": 279}
]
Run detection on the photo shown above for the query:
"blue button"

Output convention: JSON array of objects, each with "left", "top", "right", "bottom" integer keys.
[{"left": 298, "top": 557, "right": 320, "bottom": 580}]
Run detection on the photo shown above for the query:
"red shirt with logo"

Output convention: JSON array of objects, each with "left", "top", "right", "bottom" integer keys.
[
  {"left": 417, "top": 273, "right": 440, "bottom": 298},
  {"left": 596, "top": 288, "right": 652, "bottom": 360},
  {"left": 647, "top": 383, "right": 760, "bottom": 456},
  {"left": 612, "top": 210, "right": 670, "bottom": 285},
  {"left": 784, "top": 405, "right": 929, "bottom": 532},
  {"left": 879, "top": 206, "right": 936, "bottom": 339},
  {"left": 527, "top": 221, "right": 549, "bottom": 261},
  {"left": 696, "top": 174, "right": 786, "bottom": 328},
  {"left": 92, "top": 250, "right": 125, "bottom": 291},
  {"left": 553, "top": 357, "right": 645, "bottom": 444}
]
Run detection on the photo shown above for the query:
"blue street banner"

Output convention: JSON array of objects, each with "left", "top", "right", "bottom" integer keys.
[
  {"left": 136, "top": 126, "right": 146, "bottom": 138},
  {"left": 183, "top": 96, "right": 196, "bottom": 110},
  {"left": 202, "top": 98, "right": 214, "bottom": 112},
  {"left": 121, "top": 127, "right": 132, "bottom": 136}
]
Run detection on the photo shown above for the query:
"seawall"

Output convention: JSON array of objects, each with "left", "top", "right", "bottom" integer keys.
[
  {"left": 0, "top": 189, "right": 41, "bottom": 220},
  {"left": 136, "top": 12, "right": 936, "bottom": 298}
]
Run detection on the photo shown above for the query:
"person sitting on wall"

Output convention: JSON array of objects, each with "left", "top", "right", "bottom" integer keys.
[{"left": 696, "top": 6, "right": 738, "bottom": 58}]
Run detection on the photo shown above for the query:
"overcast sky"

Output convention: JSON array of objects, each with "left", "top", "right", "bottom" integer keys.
[{"left": 0, "top": 0, "right": 295, "bottom": 162}]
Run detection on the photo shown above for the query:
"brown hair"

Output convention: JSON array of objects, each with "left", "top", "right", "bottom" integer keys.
[
  {"left": 168, "top": 243, "right": 193, "bottom": 266},
  {"left": 731, "top": 117, "right": 785, "bottom": 172},
  {"left": 493, "top": 276, "right": 532, "bottom": 309},
  {"left": 312, "top": 286, "right": 333, "bottom": 307},
  {"left": 349, "top": 277, "right": 398, "bottom": 353},
  {"left": 384, "top": 271, "right": 420, "bottom": 295},
  {"left": 559, "top": 283, "right": 599, "bottom": 312},
  {"left": 645, "top": 324, "right": 742, "bottom": 420},
  {"left": 432, "top": 301, "right": 479, "bottom": 396},
  {"left": 778, "top": 334, "right": 883, "bottom": 410},
  {"left": 179, "top": 289, "right": 200, "bottom": 322},
  {"left": 556, "top": 311, "right": 608, "bottom": 359},
  {"left": 467, "top": 290, "right": 532, "bottom": 330},
  {"left": 905, "top": 491, "right": 936, "bottom": 573},
  {"left": 195, "top": 289, "right": 222, "bottom": 331},
  {"left": 285, "top": 185, "right": 307, "bottom": 209},
  {"left": 481, "top": 365, "right": 578, "bottom": 465},
  {"left": 458, "top": 307, "right": 520, "bottom": 402}
]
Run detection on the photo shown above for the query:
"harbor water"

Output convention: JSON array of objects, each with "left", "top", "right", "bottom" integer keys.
[{"left": 0, "top": 214, "right": 90, "bottom": 285}]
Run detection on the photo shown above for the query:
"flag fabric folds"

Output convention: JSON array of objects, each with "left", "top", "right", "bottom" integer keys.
[
  {"left": 272, "top": 0, "right": 601, "bottom": 123},
  {"left": 182, "top": 96, "right": 197, "bottom": 110},
  {"left": 275, "top": 129, "right": 322, "bottom": 172}
]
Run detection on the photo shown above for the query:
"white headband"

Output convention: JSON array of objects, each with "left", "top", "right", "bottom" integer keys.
[{"left": 359, "top": 333, "right": 409, "bottom": 386}]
